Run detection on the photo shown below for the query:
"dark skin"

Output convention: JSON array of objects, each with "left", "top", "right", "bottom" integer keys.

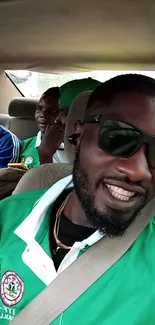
[
  {"left": 35, "top": 95, "right": 66, "bottom": 164},
  {"left": 63, "top": 92, "right": 155, "bottom": 229}
]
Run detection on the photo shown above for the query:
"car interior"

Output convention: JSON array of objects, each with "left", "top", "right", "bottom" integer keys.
[
  {"left": 1, "top": 1, "right": 155, "bottom": 324},
  {"left": 0, "top": 0, "right": 155, "bottom": 136},
  {"left": 0, "top": 0, "right": 155, "bottom": 196}
]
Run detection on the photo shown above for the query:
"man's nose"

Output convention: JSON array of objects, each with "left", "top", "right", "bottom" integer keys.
[
  {"left": 115, "top": 146, "right": 152, "bottom": 182},
  {"left": 40, "top": 107, "right": 45, "bottom": 114}
]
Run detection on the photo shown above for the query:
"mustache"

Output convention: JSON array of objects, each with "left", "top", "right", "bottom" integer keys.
[{"left": 97, "top": 175, "right": 138, "bottom": 185}]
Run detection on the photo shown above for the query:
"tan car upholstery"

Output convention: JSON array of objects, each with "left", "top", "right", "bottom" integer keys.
[
  {"left": 0, "top": 97, "right": 38, "bottom": 140},
  {"left": 64, "top": 90, "right": 92, "bottom": 163},
  {"left": 8, "top": 98, "right": 39, "bottom": 139},
  {"left": 0, "top": 114, "right": 11, "bottom": 129},
  {"left": 13, "top": 91, "right": 91, "bottom": 194},
  {"left": 0, "top": 0, "right": 155, "bottom": 72},
  {"left": 13, "top": 163, "right": 72, "bottom": 193}
]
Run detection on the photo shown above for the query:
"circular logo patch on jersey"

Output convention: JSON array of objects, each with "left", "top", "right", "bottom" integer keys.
[
  {"left": 1, "top": 271, "right": 24, "bottom": 306},
  {"left": 25, "top": 156, "right": 33, "bottom": 164}
]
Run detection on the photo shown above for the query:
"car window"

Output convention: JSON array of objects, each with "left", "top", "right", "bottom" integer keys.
[{"left": 5, "top": 69, "right": 155, "bottom": 98}]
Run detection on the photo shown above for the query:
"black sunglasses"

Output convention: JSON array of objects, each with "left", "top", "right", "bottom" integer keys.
[{"left": 84, "top": 114, "right": 155, "bottom": 169}]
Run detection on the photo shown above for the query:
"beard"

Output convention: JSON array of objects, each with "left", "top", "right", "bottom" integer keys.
[{"left": 73, "top": 150, "right": 146, "bottom": 238}]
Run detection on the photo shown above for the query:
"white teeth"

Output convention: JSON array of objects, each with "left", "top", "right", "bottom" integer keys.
[{"left": 106, "top": 184, "right": 135, "bottom": 201}]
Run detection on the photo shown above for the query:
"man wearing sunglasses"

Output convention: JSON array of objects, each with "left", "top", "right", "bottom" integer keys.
[{"left": 1, "top": 74, "right": 155, "bottom": 325}]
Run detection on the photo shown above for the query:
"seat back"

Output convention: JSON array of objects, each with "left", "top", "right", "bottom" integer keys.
[
  {"left": 64, "top": 90, "right": 92, "bottom": 163},
  {"left": 0, "top": 113, "right": 11, "bottom": 129},
  {"left": 13, "top": 163, "right": 73, "bottom": 194},
  {"left": 8, "top": 97, "right": 39, "bottom": 139}
]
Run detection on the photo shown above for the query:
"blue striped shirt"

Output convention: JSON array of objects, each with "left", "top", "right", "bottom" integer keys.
[{"left": 0, "top": 125, "right": 21, "bottom": 168}]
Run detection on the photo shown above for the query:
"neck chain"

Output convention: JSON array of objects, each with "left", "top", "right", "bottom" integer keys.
[{"left": 53, "top": 193, "right": 72, "bottom": 254}]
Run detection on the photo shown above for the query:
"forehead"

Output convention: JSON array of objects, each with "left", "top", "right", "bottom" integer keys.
[
  {"left": 92, "top": 92, "right": 155, "bottom": 134},
  {"left": 39, "top": 95, "right": 58, "bottom": 106}
]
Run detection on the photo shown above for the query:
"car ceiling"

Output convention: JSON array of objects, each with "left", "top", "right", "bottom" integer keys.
[{"left": 0, "top": 0, "right": 155, "bottom": 72}]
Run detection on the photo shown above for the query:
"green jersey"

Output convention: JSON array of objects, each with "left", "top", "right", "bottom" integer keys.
[
  {"left": 20, "top": 135, "right": 39, "bottom": 168},
  {"left": 1, "top": 175, "right": 155, "bottom": 325},
  {"left": 20, "top": 132, "right": 68, "bottom": 168}
]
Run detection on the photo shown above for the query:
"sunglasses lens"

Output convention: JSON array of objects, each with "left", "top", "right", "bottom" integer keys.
[{"left": 98, "top": 120, "right": 142, "bottom": 157}]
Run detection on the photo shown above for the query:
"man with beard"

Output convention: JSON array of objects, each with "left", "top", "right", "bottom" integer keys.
[{"left": 1, "top": 74, "right": 155, "bottom": 325}]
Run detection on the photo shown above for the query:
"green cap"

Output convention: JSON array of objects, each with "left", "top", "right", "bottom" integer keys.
[{"left": 59, "top": 78, "right": 101, "bottom": 108}]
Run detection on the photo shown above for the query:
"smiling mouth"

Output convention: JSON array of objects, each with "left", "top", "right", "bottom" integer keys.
[
  {"left": 105, "top": 184, "right": 136, "bottom": 202},
  {"left": 39, "top": 122, "right": 47, "bottom": 127}
]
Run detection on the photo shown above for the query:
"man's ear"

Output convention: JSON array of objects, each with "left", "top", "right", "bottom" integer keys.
[{"left": 68, "top": 121, "right": 84, "bottom": 147}]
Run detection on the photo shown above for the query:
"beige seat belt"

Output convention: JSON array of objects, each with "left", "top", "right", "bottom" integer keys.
[{"left": 10, "top": 196, "right": 155, "bottom": 325}]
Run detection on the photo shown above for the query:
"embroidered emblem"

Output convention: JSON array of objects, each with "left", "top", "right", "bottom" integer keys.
[
  {"left": 25, "top": 156, "right": 33, "bottom": 164},
  {"left": 1, "top": 271, "right": 24, "bottom": 306}
]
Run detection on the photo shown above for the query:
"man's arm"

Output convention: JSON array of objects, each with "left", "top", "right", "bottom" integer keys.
[{"left": 0, "top": 132, "right": 21, "bottom": 168}]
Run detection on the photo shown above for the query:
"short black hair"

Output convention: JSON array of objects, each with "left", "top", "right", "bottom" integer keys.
[
  {"left": 86, "top": 74, "right": 155, "bottom": 114},
  {"left": 41, "top": 87, "right": 60, "bottom": 98}
]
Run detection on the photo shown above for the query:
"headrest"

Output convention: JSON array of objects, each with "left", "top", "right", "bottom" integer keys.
[
  {"left": 9, "top": 98, "right": 38, "bottom": 118},
  {"left": 64, "top": 90, "right": 92, "bottom": 163}
]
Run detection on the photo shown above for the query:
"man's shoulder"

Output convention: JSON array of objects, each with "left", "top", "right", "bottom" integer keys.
[
  {"left": 0, "top": 187, "right": 47, "bottom": 208},
  {"left": 0, "top": 188, "right": 48, "bottom": 240},
  {"left": 0, "top": 125, "right": 13, "bottom": 140},
  {"left": 0, "top": 124, "right": 9, "bottom": 134},
  {"left": 21, "top": 136, "right": 37, "bottom": 146},
  {"left": 0, "top": 125, "right": 18, "bottom": 138},
  {"left": 20, "top": 136, "right": 37, "bottom": 154}
]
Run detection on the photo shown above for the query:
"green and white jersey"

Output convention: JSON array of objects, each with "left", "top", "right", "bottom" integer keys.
[
  {"left": 20, "top": 131, "right": 68, "bottom": 168},
  {"left": 20, "top": 135, "right": 39, "bottom": 168},
  {"left": 1, "top": 175, "right": 155, "bottom": 325}
]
